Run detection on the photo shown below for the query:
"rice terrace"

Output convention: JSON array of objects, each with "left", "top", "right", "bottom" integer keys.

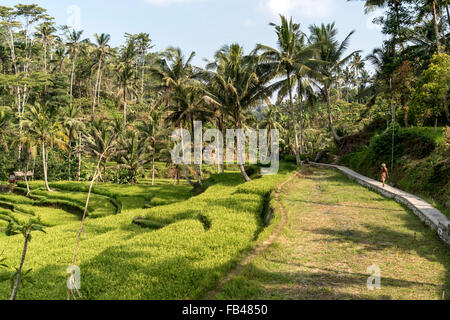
[{"left": 0, "top": 0, "right": 449, "bottom": 305}]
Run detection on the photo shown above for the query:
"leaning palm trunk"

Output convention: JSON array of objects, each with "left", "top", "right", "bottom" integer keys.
[
  {"left": 182, "top": 165, "right": 195, "bottom": 186},
  {"left": 151, "top": 156, "right": 155, "bottom": 186},
  {"left": 92, "top": 60, "right": 102, "bottom": 113},
  {"left": 77, "top": 133, "right": 82, "bottom": 181},
  {"left": 195, "top": 166, "right": 203, "bottom": 186},
  {"left": 325, "top": 85, "right": 342, "bottom": 143},
  {"left": 24, "top": 160, "right": 31, "bottom": 197},
  {"left": 297, "top": 76, "right": 305, "bottom": 155},
  {"left": 239, "top": 164, "right": 251, "bottom": 182},
  {"left": 235, "top": 120, "right": 251, "bottom": 182},
  {"left": 42, "top": 143, "right": 53, "bottom": 192},
  {"left": 10, "top": 231, "right": 30, "bottom": 300},
  {"left": 123, "top": 86, "right": 127, "bottom": 127},
  {"left": 287, "top": 71, "right": 301, "bottom": 165},
  {"left": 432, "top": 0, "right": 442, "bottom": 52},
  {"left": 179, "top": 123, "right": 195, "bottom": 186},
  {"left": 70, "top": 57, "right": 76, "bottom": 98}
]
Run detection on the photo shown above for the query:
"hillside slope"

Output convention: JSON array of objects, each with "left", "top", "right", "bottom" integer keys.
[{"left": 339, "top": 127, "right": 449, "bottom": 218}]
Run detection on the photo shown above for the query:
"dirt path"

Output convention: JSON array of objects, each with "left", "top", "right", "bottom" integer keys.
[
  {"left": 212, "top": 166, "right": 450, "bottom": 300},
  {"left": 203, "top": 171, "right": 300, "bottom": 299}
]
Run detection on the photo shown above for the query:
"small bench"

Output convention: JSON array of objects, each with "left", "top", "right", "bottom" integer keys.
[{"left": 13, "top": 171, "right": 34, "bottom": 181}]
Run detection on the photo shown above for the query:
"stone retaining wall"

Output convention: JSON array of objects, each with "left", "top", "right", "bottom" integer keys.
[{"left": 311, "top": 162, "right": 450, "bottom": 246}]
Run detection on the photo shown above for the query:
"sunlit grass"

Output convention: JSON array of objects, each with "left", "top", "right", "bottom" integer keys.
[{"left": 217, "top": 167, "right": 450, "bottom": 300}]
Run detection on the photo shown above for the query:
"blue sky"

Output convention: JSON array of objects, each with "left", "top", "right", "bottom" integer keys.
[{"left": 3, "top": 0, "right": 387, "bottom": 71}]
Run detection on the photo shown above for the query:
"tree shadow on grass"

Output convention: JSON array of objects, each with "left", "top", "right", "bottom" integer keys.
[
  {"left": 217, "top": 263, "right": 395, "bottom": 300},
  {"left": 309, "top": 209, "right": 450, "bottom": 299},
  {"left": 290, "top": 199, "right": 404, "bottom": 212}
]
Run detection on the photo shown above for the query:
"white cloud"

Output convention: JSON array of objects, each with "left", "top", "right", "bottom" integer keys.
[{"left": 259, "top": 0, "right": 336, "bottom": 19}]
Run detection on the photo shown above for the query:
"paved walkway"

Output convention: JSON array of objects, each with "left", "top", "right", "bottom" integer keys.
[{"left": 311, "top": 163, "right": 450, "bottom": 246}]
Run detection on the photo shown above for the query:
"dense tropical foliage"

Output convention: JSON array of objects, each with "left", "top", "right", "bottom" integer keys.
[{"left": 0, "top": 1, "right": 448, "bottom": 300}]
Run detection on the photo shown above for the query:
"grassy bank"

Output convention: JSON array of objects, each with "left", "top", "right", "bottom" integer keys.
[
  {"left": 216, "top": 167, "right": 450, "bottom": 300},
  {"left": 340, "top": 127, "right": 450, "bottom": 217}
]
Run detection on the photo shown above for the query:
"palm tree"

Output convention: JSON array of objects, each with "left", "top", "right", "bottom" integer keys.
[
  {"left": 21, "top": 103, "right": 67, "bottom": 192},
  {"left": 342, "top": 66, "right": 354, "bottom": 101},
  {"left": 126, "top": 33, "right": 154, "bottom": 103},
  {"left": 116, "top": 65, "right": 135, "bottom": 128},
  {"left": 116, "top": 41, "right": 137, "bottom": 127},
  {"left": 415, "top": 0, "right": 445, "bottom": 52},
  {"left": 165, "top": 85, "right": 212, "bottom": 186},
  {"left": 309, "top": 23, "right": 360, "bottom": 143},
  {"left": 51, "top": 44, "right": 66, "bottom": 73},
  {"left": 61, "top": 104, "right": 84, "bottom": 180},
  {"left": 203, "top": 44, "right": 276, "bottom": 181},
  {"left": 15, "top": 129, "right": 38, "bottom": 196},
  {"left": 150, "top": 47, "right": 200, "bottom": 185},
  {"left": 116, "top": 130, "right": 151, "bottom": 184},
  {"left": 65, "top": 29, "right": 88, "bottom": 99},
  {"left": 350, "top": 52, "right": 365, "bottom": 101},
  {"left": 151, "top": 47, "right": 198, "bottom": 94},
  {"left": 138, "top": 109, "right": 165, "bottom": 185},
  {"left": 292, "top": 35, "right": 320, "bottom": 155},
  {"left": 35, "top": 21, "right": 56, "bottom": 74},
  {"left": 92, "top": 33, "right": 111, "bottom": 113},
  {"left": 260, "top": 100, "right": 285, "bottom": 145},
  {"left": 256, "top": 15, "right": 303, "bottom": 165},
  {"left": 83, "top": 117, "right": 118, "bottom": 181}
]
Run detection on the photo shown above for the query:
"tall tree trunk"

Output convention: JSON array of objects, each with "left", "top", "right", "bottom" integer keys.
[
  {"left": 70, "top": 57, "right": 76, "bottom": 98},
  {"left": 390, "top": 81, "right": 395, "bottom": 176},
  {"left": 68, "top": 150, "right": 72, "bottom": 181},
  {"left": 42, "top": 143, "right": 52, "bottom": 192},
  {"left": 92, "top": 59, "right": 102, "bottom": 113},
  {"left": 98, "top": 71, "right": 102, "bottom": 107},
  {"left": 190, "top": 118, "right": 202, "bottom": 186},
  {"left": 77, "top": 133, "right": 82, "bottom": 181},
  {"left": 297, "top": 75, "right": 305, "bottom": 155},
  {"left": 43, "top": 42, "right": 47, "bottom": 75},
  {"left": 123, "top": 86, "right": 127, "bottom": 127},
  {"left": 141, "top": 59, "right": 145, "bottom": 104},
  {"left": 179, "top": 123, "right": 194, "bottom": 186},
  {"left": 103, "top": 159, "right": 107, "bottom": 182},
  {"left": 287, "top": 71, "right": 301, "bottom": 165},
  {"left": 235, "top": 119, "right": 251, "bottom": 182},
  {"left": 10, "top": 231, "right": 30, "bottom": 300},
  {"left": 151, "top": 156, "right": 155, "bottom": 186},
  {"left": 325, "top": 85, "right": 342, "bottom": 143},
  {"left": 432, "top": 0, "right": 442, "bottom": 52},
  {"left": 24, "top": 159, "right": 31, "bottom": 197}
]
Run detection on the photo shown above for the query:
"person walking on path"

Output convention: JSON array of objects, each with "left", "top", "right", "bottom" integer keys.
[{"left": 380, "top": 163, "right": 389, "bottom": 187}]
